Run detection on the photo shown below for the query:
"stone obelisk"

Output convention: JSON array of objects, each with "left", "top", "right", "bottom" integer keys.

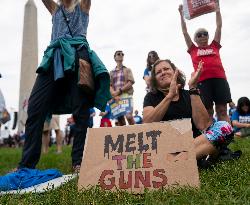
[{"left": 18, "top": 0, "right": 38, "bottom": 133}]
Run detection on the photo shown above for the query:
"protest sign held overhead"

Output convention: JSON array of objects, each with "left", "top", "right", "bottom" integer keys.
[
  {"left": 183, "top": 0, "right": 218, "bottom": 20},
  {"left": 78, "top": 119, "right": 200, "bottom": 193}
]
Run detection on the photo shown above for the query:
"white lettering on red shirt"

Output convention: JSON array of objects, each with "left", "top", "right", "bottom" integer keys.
[
  {"left": 197, "top": 48, "right": 215, "bottom": 56},
  {"left": 188, "top": 40, "right": 226, "bottom": 82}
]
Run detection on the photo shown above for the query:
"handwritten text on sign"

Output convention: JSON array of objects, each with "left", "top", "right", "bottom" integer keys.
[{"left": 99, "top": 130, "right": 168, "bottom": 189}]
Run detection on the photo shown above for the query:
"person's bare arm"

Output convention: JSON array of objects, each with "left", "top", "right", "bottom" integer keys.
[
  {"left": 99, "top": 111, "right": 108, "bottom": 117},
  {"left": 190, "top": 95, "right": 211, "bottom": 130},
  {"left": 110, "top": 85, "right": 118, "bottom": 97},
  {"left": 214, "top": 1, "right": 222, "bottom": 43},
  {"left": 110, "top": 85, "right": 121, "bottom": 99},
  {"left": 42, "top": 0, "right": 58, "bottom": 15},
  {"left": 143, "top": 97, "right": 172, "bottom": 123},
  {"left": 144, "top": 76, "right": 151, "bottom": 87},
  {"left": 178, "top": 5, "right": 193, "bottom": 49},
  {"left": 120, "top": 68, "right": 135, "bottom": 93},
  {"left": 232, "top": 121, "right": 250, "bottom": 129},
  {"left": 80, "top": 0, "right": 91, "bottom": 14},
  {"left": 120, "top": 81, "right": 133, "bottom": 93},
  {"left": 188, "top": 61, "right": 211, "bottom": 130}
]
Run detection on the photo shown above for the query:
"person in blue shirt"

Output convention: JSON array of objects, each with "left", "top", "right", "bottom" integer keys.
[
  {"left": 143, "top": 51, "right": 159, "bottom": 92},
  {"left": 228, "top": 101, "right": 236, "bottom": 119},
  {"left": 133, "top": 110, "right": 143, "bottom": 124},
  {"left": 99, "top": 103, "right": 112, "bottom": 127},
  {"left": 231, "top": 97, "right": 250, "bottom": 137}
]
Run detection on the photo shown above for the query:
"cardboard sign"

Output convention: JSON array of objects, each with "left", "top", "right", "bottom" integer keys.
[
  {"left": 110, "top": 98, "right": 133, "bottom": 119},
  {"left": 183, "top": 0, "right": 217, "bottom": 20},
  {"left": 78, "top": 119, "right": 200, "bottom": 193}
]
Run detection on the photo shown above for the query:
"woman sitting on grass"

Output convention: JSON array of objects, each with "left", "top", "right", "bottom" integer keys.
[
  {"left": 143, "top": 59, "right": 234, "bottom": 161},
  {"left": 231, "top": 97, "right": 250, "bottom": 137}
]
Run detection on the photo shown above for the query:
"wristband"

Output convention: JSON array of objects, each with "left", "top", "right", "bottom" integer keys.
[{"left": 188, "top": 88, "right": 200, "bottom": 96}]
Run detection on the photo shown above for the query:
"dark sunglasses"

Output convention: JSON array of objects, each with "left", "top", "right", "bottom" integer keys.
[
  {"left": 148, "top": 54, "right": 156, "bottom": 58},
  {"left": 196, "top": 31, "right": 208, "bottom": 38},
  {"left": 116, "top": 52, "right": 124, "bottom": 56}
]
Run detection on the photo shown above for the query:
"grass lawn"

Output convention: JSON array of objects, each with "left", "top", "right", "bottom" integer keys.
[{"left": 0, "top": 137, "right": 249, "bottom": 205}]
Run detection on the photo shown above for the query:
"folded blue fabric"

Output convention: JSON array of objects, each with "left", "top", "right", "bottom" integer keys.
[{"left": 0, "top": 168, "right": 62, "bottom": 191}]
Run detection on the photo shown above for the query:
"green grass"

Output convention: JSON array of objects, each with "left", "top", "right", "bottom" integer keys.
[{"left": 0, "top": 138, "right": 250, "bottom": 205}]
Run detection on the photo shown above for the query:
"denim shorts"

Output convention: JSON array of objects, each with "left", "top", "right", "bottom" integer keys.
[{"left": 204, "top": 121, "right": 234, "bottom": 148}]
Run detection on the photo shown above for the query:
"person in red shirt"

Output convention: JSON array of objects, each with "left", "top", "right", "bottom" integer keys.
[{"left": 178, "top": 2, "right": 231, "bottom": 123}]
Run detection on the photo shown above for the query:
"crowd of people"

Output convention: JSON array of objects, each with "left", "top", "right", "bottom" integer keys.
[{"left": 0, "top": 0, "right": 249, "bottom": 174}]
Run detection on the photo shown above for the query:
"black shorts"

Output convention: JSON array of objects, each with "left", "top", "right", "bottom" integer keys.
[{"left": 198, "top": 78, "right": 232, "bottom": 109}]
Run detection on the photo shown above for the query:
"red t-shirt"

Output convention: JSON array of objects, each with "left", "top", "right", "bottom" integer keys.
[{"left": 188, "top": 40, "right": 226, "bottom": 82}]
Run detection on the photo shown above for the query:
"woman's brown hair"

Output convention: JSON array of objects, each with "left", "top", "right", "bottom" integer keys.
[{"left": 146, "top": 51, "right": 159, "bottom": 71}]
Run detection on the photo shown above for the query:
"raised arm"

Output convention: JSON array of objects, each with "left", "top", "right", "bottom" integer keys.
[
  {"left": 178, "top": 5, "right": 193, "bottom": 49},
  {"left": 213, "top": 1, "right": 222, "bottom": 43},
  {"left": 42, "top": 0, "right": 58, "bottom": 15},
  {"left": 80, "top": 0, "right": 91, "bottom": 14},
  {"left": 188, "top": 61, "right": 211, "bottom": 130}
]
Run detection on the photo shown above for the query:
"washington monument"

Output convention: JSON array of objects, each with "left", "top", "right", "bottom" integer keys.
[{"left": 18, "top": 0, "right": 38, "bottom": 132}]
